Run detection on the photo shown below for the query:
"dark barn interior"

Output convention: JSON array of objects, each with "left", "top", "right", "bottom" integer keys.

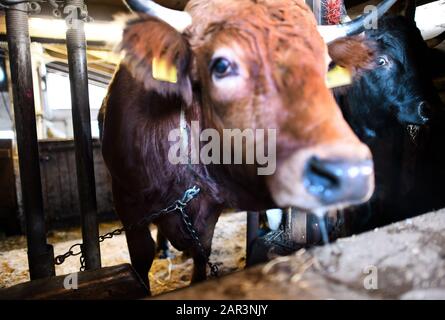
[{"left": 0, "top": 0, "right": 444, "bottom": 300}]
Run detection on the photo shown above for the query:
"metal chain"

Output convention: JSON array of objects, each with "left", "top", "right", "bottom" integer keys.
[
  {"left": 54, "top": 186, "right": 218, "bottom": 277},
  {"left": 54, "top": 243, "right": 83, "bottom": 265},
  {"left": 177, "top": 205, "right": 219, "bottom": 277}
]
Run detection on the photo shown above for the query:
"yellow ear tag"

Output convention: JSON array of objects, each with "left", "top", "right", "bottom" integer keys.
[
  {"left": 326, "top": 65, "right": 352, "bottom": 89},
  {"left": 152, "top": 57, "right": 178, "bottom": 84}
]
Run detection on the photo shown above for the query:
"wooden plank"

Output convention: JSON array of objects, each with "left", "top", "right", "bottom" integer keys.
[
  {"left": 0, "top": 264, "right": 149, "bottom": 300},
  {"left": 37, "top": 139, "right": 115, "bottom": 229},
  {"left": 0, "top": 149, "right": 11, "bottom": 159},
  {"left": 153, "top": 211, "right": 445, "bottom": 300}
]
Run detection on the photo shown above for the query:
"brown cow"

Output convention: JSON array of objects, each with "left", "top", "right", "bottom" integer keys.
[{"left": 100, "top": 0, "right": 395, "bottom": 292}]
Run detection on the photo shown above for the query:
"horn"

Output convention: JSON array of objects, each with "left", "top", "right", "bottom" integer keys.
[
  {"left": 318, "top": 0, "right": 398, "bottom": 43},
  {"left": 124, "top": 0, "right": 192, "bottom": 32}
]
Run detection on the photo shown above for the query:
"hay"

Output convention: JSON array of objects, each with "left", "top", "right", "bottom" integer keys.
[{"left": 0, "top": 212, "right": 246, "bottom": 296}]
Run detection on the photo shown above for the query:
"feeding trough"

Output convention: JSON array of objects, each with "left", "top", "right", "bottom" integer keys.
[{"left": 155, "top": 210, "right": 445, "bottom": 300}]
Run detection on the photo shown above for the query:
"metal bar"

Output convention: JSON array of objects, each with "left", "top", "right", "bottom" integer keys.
[
  {"left": 246, "top": 211, "right": 259, "bottom": 266},
  {"left": 290, "top": 208, "right": 307, "bottom": 245},
  {"left": 5, "top": 2, "right": 55, "bottom": 279},
  {"left": 65, "top": 0, "right": 101, "bottom": 270},
  {"left": 0, "top": 34, "right": 109, "bottom": 47},
  {"left": 312, "top": 0, "right": 323, "bottom": 24}
]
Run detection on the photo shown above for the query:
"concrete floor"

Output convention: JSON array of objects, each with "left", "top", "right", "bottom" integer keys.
[{"left": 156, "top": 209, "right": 445, "bottom": 300}]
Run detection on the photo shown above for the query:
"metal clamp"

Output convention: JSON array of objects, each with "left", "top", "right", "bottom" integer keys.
[{"left": 63, "top": 1, "right": 93, "bottom": 24}]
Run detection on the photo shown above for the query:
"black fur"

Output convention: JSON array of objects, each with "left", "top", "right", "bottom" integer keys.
[{"left": 335, "top": 15, "right": 445, "bottom": 232}]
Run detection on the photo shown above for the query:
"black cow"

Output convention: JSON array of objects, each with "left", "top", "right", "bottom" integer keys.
[{"left": 334, "top": 14, "right": 445, "bottom": 233}]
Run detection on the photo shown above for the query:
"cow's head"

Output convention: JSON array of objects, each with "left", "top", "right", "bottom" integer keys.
[
  {"left": 339, "top": 15, "right": 443, "bottom": 136},
  {"left": 119, "top": 0, "right": 396, "bottom": 211}
]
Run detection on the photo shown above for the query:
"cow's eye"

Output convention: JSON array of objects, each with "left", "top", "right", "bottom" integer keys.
[
  {"left": 377, "top": 56, "right": 388, "bottom": 66},
  {"left": 211, "top": 58, "right": 234, "bottom": 78}
]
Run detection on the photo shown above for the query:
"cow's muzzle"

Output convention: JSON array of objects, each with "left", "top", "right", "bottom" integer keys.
[
  {"left": 304, "top": 157, "right": 373, "bottom": 206},
  {"left": 267, "top": 142, "right": 374, "bottom": 211},
  {"left": 397, "top": 101, "right": 434, "bottom": 126}
]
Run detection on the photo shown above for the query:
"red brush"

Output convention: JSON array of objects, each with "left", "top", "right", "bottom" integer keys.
[{"left": 324, "top": 0, "right": 343, "bottom": 25}]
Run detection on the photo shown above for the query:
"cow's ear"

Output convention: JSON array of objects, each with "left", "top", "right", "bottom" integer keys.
[
  {"left": 328, "top": 36, "right": 376, "bottom": 76},
  {"left": 119, "top": 17, "right": 193, "bottom": 105}
]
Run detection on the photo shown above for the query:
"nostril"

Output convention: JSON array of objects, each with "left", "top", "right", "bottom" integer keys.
[
  {"left": 418, "top": 101, "right": 433, "bottom": 122},
  {"left": 305, "top": 157, "right": 340, "bottom": 194},
  {"left": 304, "top": 157, "right": 374, "bottom": 205}
]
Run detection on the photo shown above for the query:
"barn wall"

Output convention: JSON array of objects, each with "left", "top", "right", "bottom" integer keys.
[
  {"left": 1, "top": 138, "right": 115, "bottom": 235},
  {"left": 38, "top": 139, "right": 115, "bottom": 230}
]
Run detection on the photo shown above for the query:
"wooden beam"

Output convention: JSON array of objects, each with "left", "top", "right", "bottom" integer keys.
[{"left": 0, "top": 264, "right": 149, "bottom": 300}]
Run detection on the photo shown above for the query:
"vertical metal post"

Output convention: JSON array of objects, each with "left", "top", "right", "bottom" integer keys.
[
  {"left": 283, "top": 208, "right": 307, "bottom": 245},
  {"left": 311, "top": 0, "right": 323, "bottom": 24},
  {"left": 65, "top": 0, "right": 101, "bottom": 270},
  {"left": 5, "top": 3, "right": 55, "bottom": 279},
  {"left": 246, "top": 211, "right": 259, "bottom": 266}
]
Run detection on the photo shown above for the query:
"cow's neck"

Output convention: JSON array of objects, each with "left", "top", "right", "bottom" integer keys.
[
  {"left": 112, "top": 68, "right": 272, "bottom": 211},
  {"left": 187, "top": 102, "right": 275, "bottom": 211}
]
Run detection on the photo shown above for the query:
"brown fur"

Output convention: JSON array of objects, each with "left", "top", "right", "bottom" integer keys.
[
  {"left": 120, "top": 17, "right": 193, "bottom": 105},
  {"left": 328, "top": 36, "right": 376, "bottom": 75}
]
